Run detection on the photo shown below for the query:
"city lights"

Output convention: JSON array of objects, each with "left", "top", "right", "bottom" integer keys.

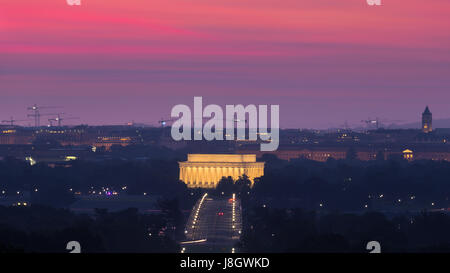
[{"left": 0, "top": 0, "right": 449, "bottom": 258}]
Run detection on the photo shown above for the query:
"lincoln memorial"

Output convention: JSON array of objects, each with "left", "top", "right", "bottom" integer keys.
[{"left": 179, "top": 154, "right": 265, "bottom": 188}]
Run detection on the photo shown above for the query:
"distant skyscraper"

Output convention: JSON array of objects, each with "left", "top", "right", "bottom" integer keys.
[{"left": 422, "top": 106, "right": 432, "bottom": 133}]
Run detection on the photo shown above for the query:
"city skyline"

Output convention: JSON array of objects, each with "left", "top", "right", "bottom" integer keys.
[
  {"left": 1, "top": 0, "right": 450, "bottom": 128},
  {"left": 0, "top": 103, "right": 444, "bottom": 130}
]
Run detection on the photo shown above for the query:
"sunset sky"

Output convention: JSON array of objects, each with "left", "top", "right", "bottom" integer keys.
[{"left": 1, "top": 0, "right": 449, "bottom": 128}]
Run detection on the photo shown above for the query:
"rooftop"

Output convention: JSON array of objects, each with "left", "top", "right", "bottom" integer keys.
[{"left": 187, "top": 154, "right": 257, "bottom": 163}]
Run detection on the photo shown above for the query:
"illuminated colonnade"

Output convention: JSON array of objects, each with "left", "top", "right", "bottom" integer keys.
[{"left": 179, "top": 154, "right": 264, "bottom": 188}]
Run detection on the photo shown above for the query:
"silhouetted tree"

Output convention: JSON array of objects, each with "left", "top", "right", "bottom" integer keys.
[{"left": 214, "top": 176, "right": 235, "bottom": 196}]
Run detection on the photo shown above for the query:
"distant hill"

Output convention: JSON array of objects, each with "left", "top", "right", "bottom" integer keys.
[{"left": 389, "top": 118, "right": 450, "bottom": 129}]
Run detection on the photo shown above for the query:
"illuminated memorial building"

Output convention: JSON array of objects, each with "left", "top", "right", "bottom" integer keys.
[{"left": 179, "top": 154, "right": 265, "bottom": 188}]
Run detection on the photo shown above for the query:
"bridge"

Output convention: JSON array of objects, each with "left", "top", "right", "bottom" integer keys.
[{"left": 181, "top": 193, "right": 242, "bottom": 253}]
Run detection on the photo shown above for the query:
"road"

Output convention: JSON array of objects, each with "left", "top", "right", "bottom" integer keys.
[{"left": 181, "top": 193, "right": 242, "bottom": 253}]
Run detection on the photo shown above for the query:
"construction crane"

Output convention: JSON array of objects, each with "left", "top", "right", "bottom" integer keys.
[
  {"left": 28, "top": 112, "right": 59, "bottom": 127},
  {"left": 48, "top": 114, "right": 79, "bottom": 127},
  {"left": 198, "top": 117, "right": 248, "bottom": 126},
  {"left": 361, "top": 118, "right": 379, "bottom": 129},
  {"left": 159, "top": 117, "right": 247, "bottom": 127},
  {"left": 27, "top": 104, "right": 62, "bottom": 127},
  {"left": 1, "top": 117, "right": 30, "bottom": 126},
  {"left": 158, "top": 118, "right": 179, "bottom": 127},
  {"left": 362, "top": 117, "right": 406, "bottom": 130}
]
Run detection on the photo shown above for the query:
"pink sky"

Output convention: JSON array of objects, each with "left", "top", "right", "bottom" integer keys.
[{"left": 1, "top": 0, "right": 450, "bottom": 128}]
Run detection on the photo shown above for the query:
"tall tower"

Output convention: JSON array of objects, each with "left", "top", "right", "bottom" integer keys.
[{"left": 422, "top": 106, "right": 432, "bottom": 133}]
